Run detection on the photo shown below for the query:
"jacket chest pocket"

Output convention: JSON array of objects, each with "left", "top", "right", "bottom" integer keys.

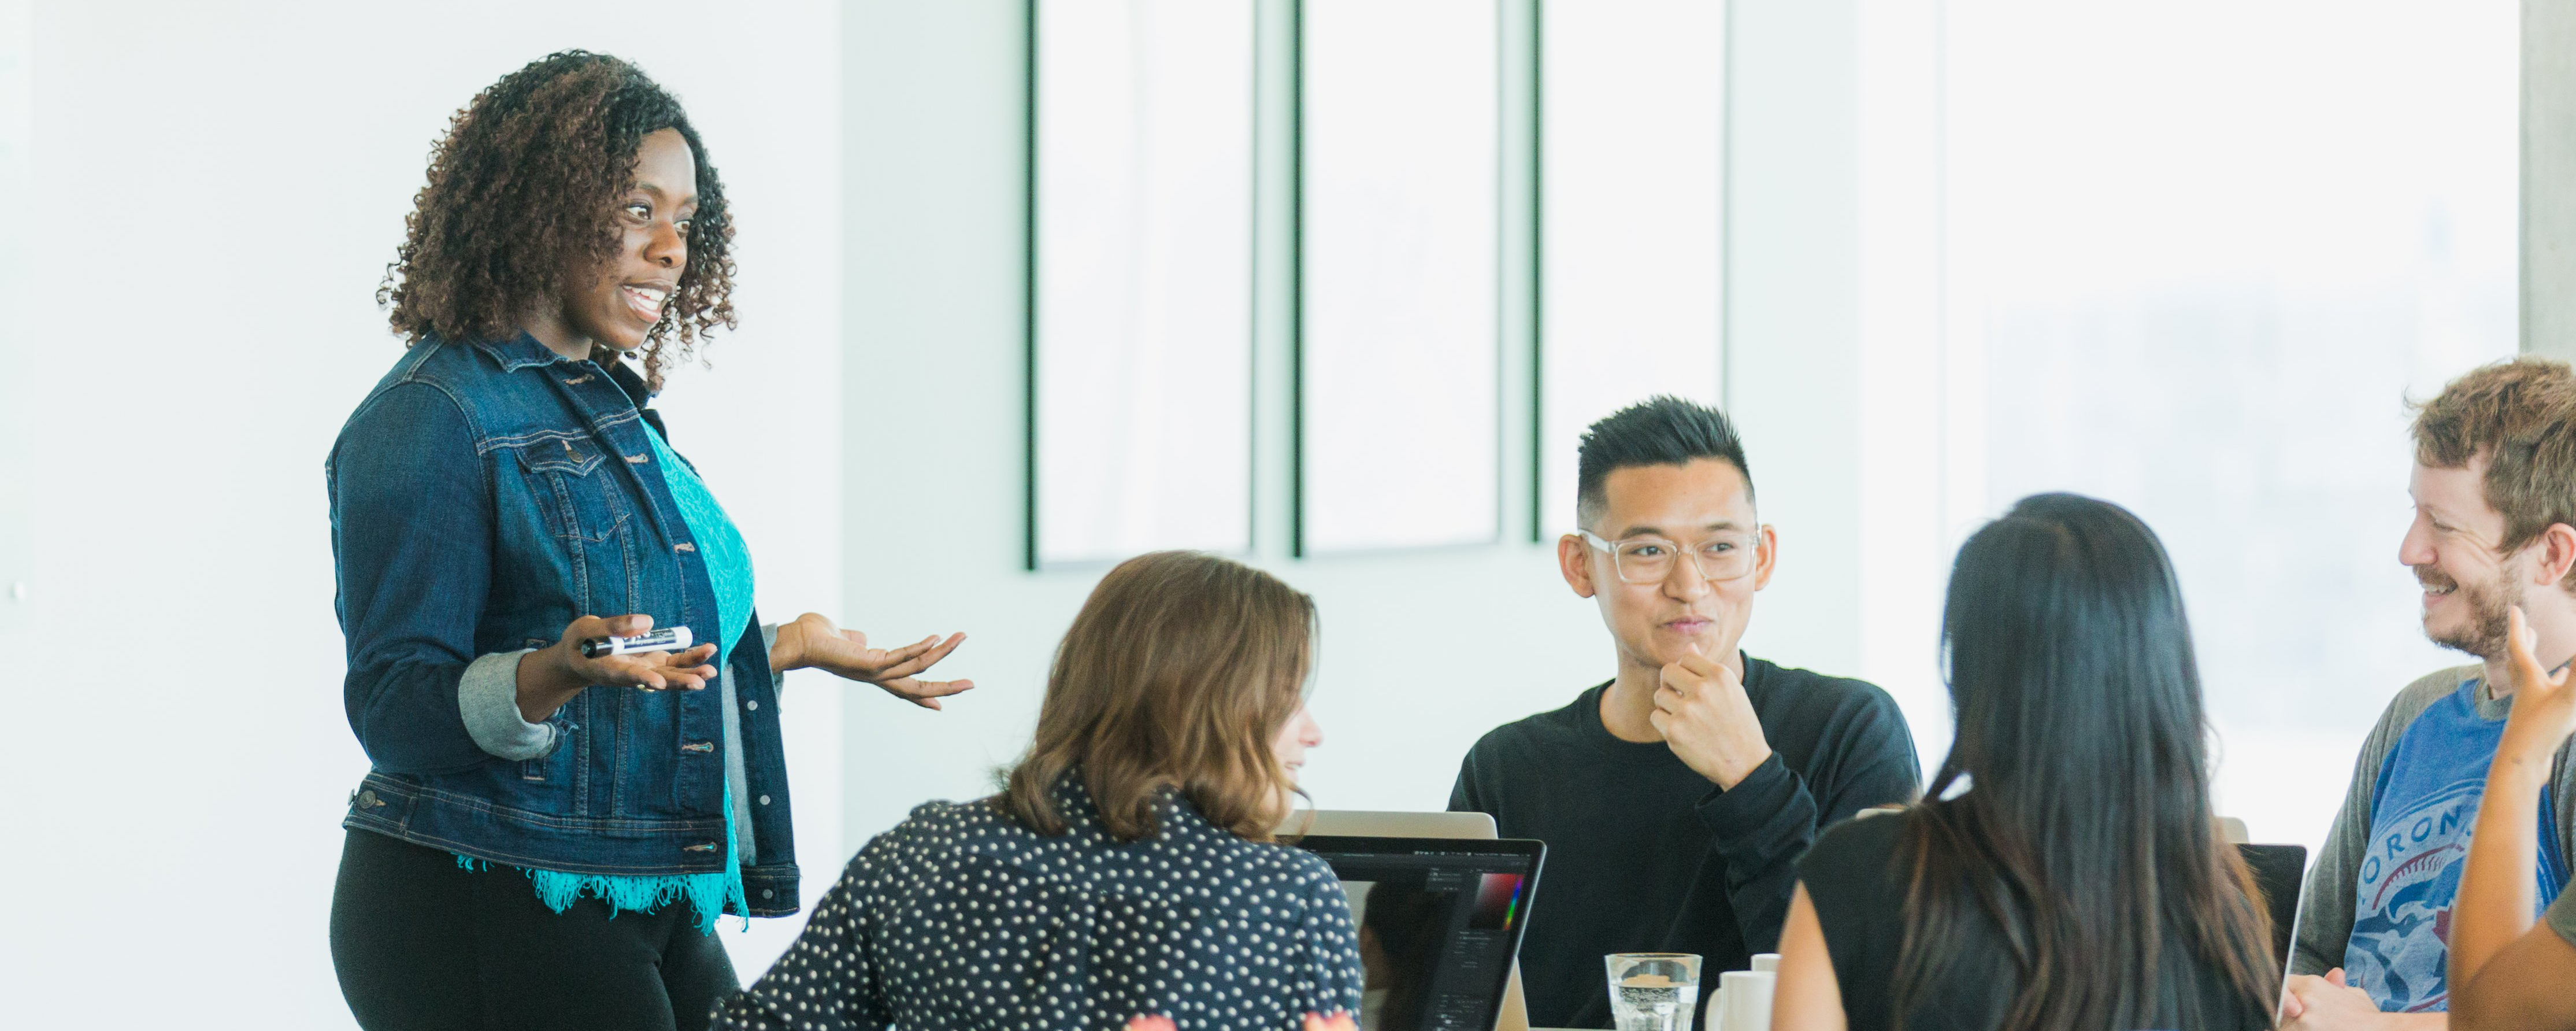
[{"left": 499, "top": 433, "right": 639, "bottom": 612}]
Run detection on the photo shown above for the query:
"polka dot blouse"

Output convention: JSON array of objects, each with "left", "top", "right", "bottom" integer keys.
[{"left": 711, "top": 774, "right": 1365, "bottom": 1030}]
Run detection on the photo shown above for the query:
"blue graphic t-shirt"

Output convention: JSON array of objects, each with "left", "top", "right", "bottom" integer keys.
[{"left": 2344, "top": 677, "right": 2567, "bottom": 1011}]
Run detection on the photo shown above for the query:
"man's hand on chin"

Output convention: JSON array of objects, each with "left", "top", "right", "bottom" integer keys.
[
  {"left": 1649, "top": 646, "right": 1771, "bottom": 789},
  {"left": 2280, "top": 970, "right": 2444, "bottom": 1030}
]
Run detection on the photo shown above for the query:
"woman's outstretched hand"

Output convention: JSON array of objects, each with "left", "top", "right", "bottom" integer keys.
[
  {"left": 516, "top": 614, "right": 721, "bottom": 723},
  {"left": 2448, "top": 604, "right": 2576, "bottom": 1007},
  {"left": 770, "top": 612, "right": 974, "bottom": 709},
  {"left": 2500, "top": 606, "right": 2576, "bottom": 770}
]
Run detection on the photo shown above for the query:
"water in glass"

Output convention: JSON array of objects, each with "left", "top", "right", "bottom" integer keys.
[{"left": 1605, "top": 953, "right": 1702, "bottom": 1031}]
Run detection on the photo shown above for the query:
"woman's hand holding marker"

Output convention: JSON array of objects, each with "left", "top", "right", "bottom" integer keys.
[{"left": 516, "top": 614, "right": 721, "bottom": 722}]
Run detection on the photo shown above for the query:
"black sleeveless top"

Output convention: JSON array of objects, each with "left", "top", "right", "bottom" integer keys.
[{"left": 1797, "top": 810, "right": 2272, "bottom": 1031}]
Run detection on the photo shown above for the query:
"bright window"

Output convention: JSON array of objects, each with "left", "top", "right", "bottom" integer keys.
[
  {"left": 1929, "top": 0, "right": 2518, "bottom": 848},
  {"left": 1299, "top": 0, "right": 1500, "bottom": 555},
  {"left": 1031, "top": 0, "right": 1258, "bottom": 567},
  {"left": 1537, "top": 0, "right": 1726, "bottom": 535}
]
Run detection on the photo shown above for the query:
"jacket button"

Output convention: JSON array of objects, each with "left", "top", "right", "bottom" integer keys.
[
  {"left": 745, "top": 700, "right": 758, "bottom": 711},
  {"left": 759, "top": 795, "right": 771, "bottom": 805},
  {"left": 357, "top": 789, "right": 382, "bottom": 809},
  {"left": 761, "top": 889, "right": 774, "bottom": 900}
]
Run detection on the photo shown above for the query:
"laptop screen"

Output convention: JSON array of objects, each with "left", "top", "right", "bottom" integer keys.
[
  {"left": 2237, "top": 843, "right": 2308, "bottom": 971},
  {"left": 1293, "top": 835, "right": 1545, "bottom": 1031}
]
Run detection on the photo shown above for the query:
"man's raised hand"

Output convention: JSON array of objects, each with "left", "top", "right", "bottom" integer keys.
[{"left": 1649, "top": 644, "right": 1774, "bottom": 789}]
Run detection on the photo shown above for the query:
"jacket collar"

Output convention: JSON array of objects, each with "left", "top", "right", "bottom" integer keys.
[
  {"left": 470, "top": 334, "right": 657, "bottom": 408},
  {"left": 606, "top": 353, "right": 654, "bottom": 409},
  {"left": 471, "top": 331, "right": 583, "bottom": 373}
]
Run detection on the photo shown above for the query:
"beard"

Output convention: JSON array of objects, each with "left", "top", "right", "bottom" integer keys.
[{"left": 2421, "top": 563, "right": 2521, "bottom": 659}]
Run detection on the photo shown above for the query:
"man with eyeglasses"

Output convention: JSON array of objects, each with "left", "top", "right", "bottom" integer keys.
[{"left": 1450, "top": 396, "right": 1919, "bottom": 1029}]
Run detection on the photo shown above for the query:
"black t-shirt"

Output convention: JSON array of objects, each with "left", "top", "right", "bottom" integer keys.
[
  {"left": 1448, "top": 655, "right": 1920, "bottom": 1029},
  {"left": 1799, "top": 809, "right": 2271, "bottom": 1031}
]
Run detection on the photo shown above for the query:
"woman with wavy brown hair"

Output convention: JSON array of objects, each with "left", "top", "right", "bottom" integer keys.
[
  {"left": 715, "top": 550, "right": 1365, "bottom": 1031},
  {"left": 327, "top": 51, "right": 972, "bottom": 1031}
]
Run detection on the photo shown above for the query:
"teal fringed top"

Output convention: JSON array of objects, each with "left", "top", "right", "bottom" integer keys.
[{"left": 463, "top": 421, "right": 757, "bottom": 934}]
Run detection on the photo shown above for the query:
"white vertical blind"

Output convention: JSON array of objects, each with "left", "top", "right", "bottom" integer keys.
[
  {"left": 1537, "top": 0, "right": 1725, "bottom": 534},
  {"left": 1033, "top": 0, "right": 1257, "bottom": 566},
  {"left": 0, "top": 0, "right": 29, "bottom": 631},
  {"left": 1300, "top": 0, "right": 1500, "bottom": 554}
]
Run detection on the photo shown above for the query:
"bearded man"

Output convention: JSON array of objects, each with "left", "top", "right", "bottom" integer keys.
[{"left": 2281, "top": 358, "right": 2576, "bottom": 1028}]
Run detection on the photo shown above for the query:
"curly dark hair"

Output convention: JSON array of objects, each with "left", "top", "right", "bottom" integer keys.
[{"left": 379, "top": 50, "right": 736, "bottom": 390}]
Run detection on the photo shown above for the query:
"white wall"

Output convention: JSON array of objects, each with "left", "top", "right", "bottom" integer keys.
[
  {"left": 1723, "top": 0, "right": 1868, "bottom": 688},
  {"left": 1, "top": 3, "right": 843, "bottom": 1023},
  {"left": 0, "top": 0, "right": 28, "bottom": 631},
  {"left": 832, "top": 0, "right": 1877, "bottom": 855},
  {"left": 836, "top": 0, "right": 1621, "bottom": 842}
]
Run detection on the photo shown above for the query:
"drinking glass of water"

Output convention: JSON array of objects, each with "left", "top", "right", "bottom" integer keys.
[{"left": 1604, "top": 952, "right": 1703, "bottom": 1031}]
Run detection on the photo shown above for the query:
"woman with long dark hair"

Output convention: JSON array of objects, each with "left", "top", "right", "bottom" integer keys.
[
  {"left": 1771, "top": 493, "right": 2279, "bottom": 1031},
  {"left": 327, "top": 52, "right": 972, "bottom": 1030}
]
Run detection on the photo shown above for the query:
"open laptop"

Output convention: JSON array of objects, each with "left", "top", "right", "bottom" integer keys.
[
  {"left": 1288, "top": 809, "right": 1499, "bottom": 840},
  {"left": 1292, "top": 834, "right": 1546, "bottom": 1031},
  {"left": 1284, "top": 811, "right": 1543, "bottom": 1029},
  {"left": 2237, "top": 842, "right": 2309, "bottom": 1010}
]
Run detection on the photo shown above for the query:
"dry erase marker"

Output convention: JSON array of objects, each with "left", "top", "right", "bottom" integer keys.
[{"left": 580, "top": 626, "right": 694, "bottom": 659}]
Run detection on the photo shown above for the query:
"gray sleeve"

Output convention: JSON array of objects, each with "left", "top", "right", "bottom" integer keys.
[
  {"left": 2551, "top": 884, "right": 2576, "bottom": 949},
  {"left": 2552, "top": 726, "right": 2576, "bottom": 926},
  {"left": 2292, "top": 666, "right": 2478, "bottom": 975},
  {"left": 456, "top": 649, "right": 555, "bottom": 761},
  {"left": 762, "top": 622, "right": 782, "bottom": 697}
]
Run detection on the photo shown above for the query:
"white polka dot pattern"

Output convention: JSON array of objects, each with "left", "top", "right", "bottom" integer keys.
[{"left": 711, "top": 775, "right": 1365, "bottom": 1030}]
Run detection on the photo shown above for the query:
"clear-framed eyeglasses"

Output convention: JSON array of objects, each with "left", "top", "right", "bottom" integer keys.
[{"left": 1578, "top": 529, "right": 1759, "bottom": 585}]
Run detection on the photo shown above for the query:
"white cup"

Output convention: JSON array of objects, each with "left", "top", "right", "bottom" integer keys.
[
  {"left": 1750, "top": 954, "right": 1781, "bottom": 974},
  {"left": 1719, "top": 970, "right": 1776, "bottom": 1031}
]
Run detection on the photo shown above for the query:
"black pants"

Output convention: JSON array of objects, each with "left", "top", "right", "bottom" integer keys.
[{"left": 330, "top": 828, "right": 740, "bottom": 1031}]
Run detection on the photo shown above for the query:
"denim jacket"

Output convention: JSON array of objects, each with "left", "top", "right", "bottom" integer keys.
[{"left": 327, "top": 334, "right": 799, "bottom": 917}]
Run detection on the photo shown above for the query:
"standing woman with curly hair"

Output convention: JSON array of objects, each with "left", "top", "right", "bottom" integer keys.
[{"left": 326, "top": 51, "right": 974, "bottom": 1031}]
